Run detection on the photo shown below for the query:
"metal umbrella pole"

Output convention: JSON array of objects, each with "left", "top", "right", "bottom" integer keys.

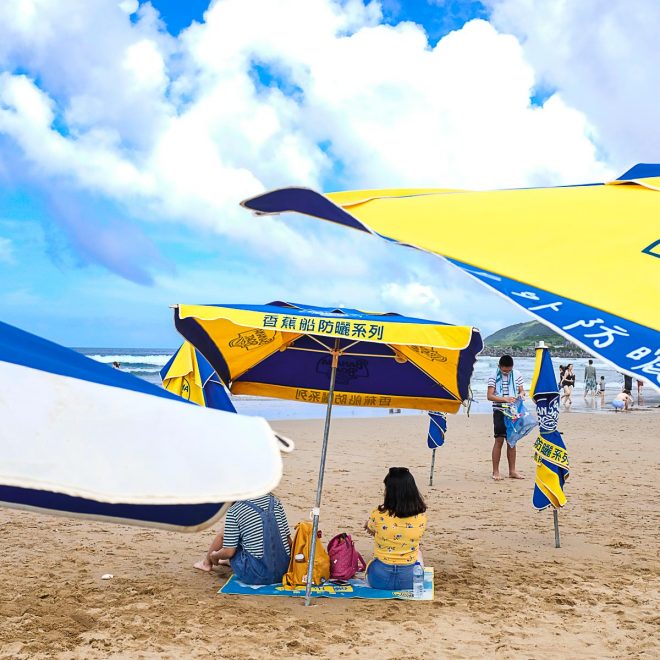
[
  {"left": 553, "top": 509, "right": 561, "bottom": 548},
  {"left": 304, "top": 339, "right": 340, "bottom": 606},
  {"left": 429, "top": 448, "right": 437, "bottom": 486}
]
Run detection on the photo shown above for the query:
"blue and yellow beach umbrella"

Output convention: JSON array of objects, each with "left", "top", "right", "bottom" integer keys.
[
  {"left": 242, "top": 164, "right": 660, "bottom": 390},
  {"left": 161, "top": 341, "right": 236, "bottom": 412},
  {"left": 530, "top": 345, "right": 569, "bottom": 510},
  {"left": 173, "top": 301, "right": 482, "bottom": 414}
]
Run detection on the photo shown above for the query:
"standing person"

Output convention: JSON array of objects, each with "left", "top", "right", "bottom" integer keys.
[
  {"left": 486, "top": 355, "right": 525, "bottom": 481},
  {"left": 583, "top": 359, "right": 597, "bottom": 397},
  {"left": 558, "top": 365, "right": 566, "bottom": 389},
  {"left": 560, "top": 363, "right": 576, "bottom": 409},
  {"left": 598, "top": 376, "right": 606, "bottom": 405},
  {"left": 193, "top": 493, "right": 291, "bottom": 585},
  {"left": 636, "top": 379, "right": 644, "bottom": 402},
  {"left": 364, "top": 467, "right": 427, "bottom": 590}
]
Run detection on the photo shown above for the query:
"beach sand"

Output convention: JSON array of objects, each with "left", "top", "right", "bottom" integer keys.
[{"left": 1, "top": 411, "right": 658, "bottom": 658}]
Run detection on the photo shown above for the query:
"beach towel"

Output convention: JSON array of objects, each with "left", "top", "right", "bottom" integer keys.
[{"left": 219, "top": 567, "right": 434, "bottom": 600}]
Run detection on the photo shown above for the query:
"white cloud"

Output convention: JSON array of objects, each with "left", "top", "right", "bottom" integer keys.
[
  {"left": 1, "top": 0, "right": 643, "bottom": 335},
  {"left": 486, "top": 0, "right": 660, "bottom": 169}
]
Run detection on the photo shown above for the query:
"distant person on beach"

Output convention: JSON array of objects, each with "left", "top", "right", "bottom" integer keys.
[
  {"left": 364, "top": 467, "right": 427, "bottom": 590},
  {"left": 193, "top": 493, "right": 291, "bottom": 585},
  {"left": 612, "top": 390, "right": 634, "bottom": 412},
  {"left": 486, "top": 355, "right": 525, "bottom": 480},
  {"left": 636, "top": 379, "right": 644, "bottom": 401},
  {"left": 112, "top": 361, "right": 121, "bottom": 369},
  {"left": 584, "top": 360, "right": 597, "bottom": 397},
  {"left": 560, "top": 363, "right": 575, "bottom": 408},
  {"left": 558, "top": 365, "right": 566, "bottom": 388},
  {"left": 598, "top": 376, "right": 606, "bottom": 404}
]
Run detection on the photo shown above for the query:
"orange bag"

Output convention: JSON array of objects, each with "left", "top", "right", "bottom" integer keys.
[{"left": 282, "top": 521, "right": 330, "bottom": 587}]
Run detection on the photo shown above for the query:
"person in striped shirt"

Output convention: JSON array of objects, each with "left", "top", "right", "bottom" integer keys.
[
  {"left": 486, "top": 354, "right": 525, "bottom": 481},
  {"left": 194, "top": 493, "right": 292, "bottom": 584}
]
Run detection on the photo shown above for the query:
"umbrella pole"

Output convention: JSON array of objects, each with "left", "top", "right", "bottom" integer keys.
[
  {"left": 553, "top": 508, "right": 561, "bottom": 548},
  {"left": 304, "top": 340, "right": 340, "bottom": 606},
  {"left": 429, "top": 448, "right": 436, "bottom": 486}
]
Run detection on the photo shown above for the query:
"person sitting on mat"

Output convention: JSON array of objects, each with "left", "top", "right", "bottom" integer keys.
[
  {"left": 363, "top": 467, "right": 427, "bottom": 590},
  {"left": 194, "top": 493, "right": 291, "bottom": 585}
]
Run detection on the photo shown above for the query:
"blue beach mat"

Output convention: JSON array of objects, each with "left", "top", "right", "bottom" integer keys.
[{"left": 218, "top": 567, "right": 434, "bottom": 600}]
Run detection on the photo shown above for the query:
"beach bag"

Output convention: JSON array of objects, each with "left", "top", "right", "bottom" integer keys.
[
  {"left": 327, "top": 533, "right": 366, "bottom": 581},
  {"left": 282, "top": 521, "right": 330, "bottom": 587},
  {"left": 503, "top": 397, "right": 537, "bottom": 448}
]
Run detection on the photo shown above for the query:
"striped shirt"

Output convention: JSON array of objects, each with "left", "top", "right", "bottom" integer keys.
[
  {"left": 487, "top": 368, "right": 524, "bottom": 409},
  {"left": 223, "top": 494, "right": 290, "bottom": 558}
]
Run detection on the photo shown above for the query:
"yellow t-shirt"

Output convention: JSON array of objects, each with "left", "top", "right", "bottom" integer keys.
[{"left": 368, "top": 508, "right": 427, "bottom": 565}]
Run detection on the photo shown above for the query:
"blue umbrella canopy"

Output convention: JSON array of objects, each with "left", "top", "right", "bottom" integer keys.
[{"left": 0, "top": 320, "right": 283, "bottom": 531}]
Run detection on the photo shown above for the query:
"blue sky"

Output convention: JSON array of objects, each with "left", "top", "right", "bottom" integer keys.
[{"left": 0, "top": 0, "right": 657, "bottom": 347}]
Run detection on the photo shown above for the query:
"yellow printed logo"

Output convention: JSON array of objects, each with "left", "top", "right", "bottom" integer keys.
[
  {"left": 409, "top": 346, "right": 448, "bottom": 362},
  {"left": 229, "top": 329, "right": 275, "bottom": 350}
]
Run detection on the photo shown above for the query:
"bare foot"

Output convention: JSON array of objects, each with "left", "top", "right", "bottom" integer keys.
[
  {"left": 509, "top": 472, "right": 525, "bottom": 479},
  {"left": 193, "top": 558, "right": 212, "bottom": 572},
  {"left": 492, "top": 473, "right": 504, "bottom": 481},
  {"left": 209, "top": 551, "right": 231, "bottom": 566}
]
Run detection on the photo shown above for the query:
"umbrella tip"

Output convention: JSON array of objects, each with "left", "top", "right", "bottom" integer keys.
[{"left": 536, "top": 340, "right": 547, "bottom": 349}]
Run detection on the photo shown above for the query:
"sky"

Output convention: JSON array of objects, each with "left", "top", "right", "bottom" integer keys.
[{"left": 0, "top": 0, "right": 658, "bottom": 348}]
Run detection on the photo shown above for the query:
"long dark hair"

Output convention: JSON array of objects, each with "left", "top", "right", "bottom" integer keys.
[{"left": 378, "top": 467, "right": 426, "bottom": 518}]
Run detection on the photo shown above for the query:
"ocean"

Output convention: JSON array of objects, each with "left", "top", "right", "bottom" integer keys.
[{"left": 76, "top": 348, "right": 657, "bottom": 419}]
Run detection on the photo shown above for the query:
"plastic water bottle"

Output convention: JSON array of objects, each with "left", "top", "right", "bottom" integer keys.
[{"left": 412, "top": 562, "right": 424, "bottom": 599}]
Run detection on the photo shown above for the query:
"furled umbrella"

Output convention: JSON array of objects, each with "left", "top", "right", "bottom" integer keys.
[
  {"left": 426, "top": 412, "right": 446, "bottom": 486},
  {"left": 242, "top": 164, "right": 660, "bottom": 390},
  {"left": 174, "top": 301, "right": 482, "bottom": 603},
  {"left": 529, "top": 341, "right": 570, "bottom": 547}
]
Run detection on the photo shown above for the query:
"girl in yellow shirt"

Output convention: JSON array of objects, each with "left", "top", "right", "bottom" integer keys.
[{"left": 364, "top": 467, "right": 427, "bottom": 590}]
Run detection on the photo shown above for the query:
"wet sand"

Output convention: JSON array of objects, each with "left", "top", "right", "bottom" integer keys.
[{"left": 0, "top": 411, "right": 658, "bottom": 658}]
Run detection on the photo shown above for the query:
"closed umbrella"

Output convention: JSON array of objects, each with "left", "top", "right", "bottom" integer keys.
[
  {"left": 530, "top": 341, "right": 570, "bottom": 547},
  {"left": 426, "top": 412, "right": 446, "bottom": 486}
]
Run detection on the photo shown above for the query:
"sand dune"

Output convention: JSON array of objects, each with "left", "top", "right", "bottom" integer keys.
[{"left": 1, "top": 411, "right": 658, "bottom": 658}]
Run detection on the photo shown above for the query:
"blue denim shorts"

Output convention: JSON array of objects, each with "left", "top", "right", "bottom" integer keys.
[{"left": 366, "top": 558, "right": 415, "bottom": 590}]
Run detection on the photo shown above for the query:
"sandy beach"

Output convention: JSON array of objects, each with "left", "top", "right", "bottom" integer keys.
[{"left": 1, "top": 410, "right": 658, "bottom": 659}]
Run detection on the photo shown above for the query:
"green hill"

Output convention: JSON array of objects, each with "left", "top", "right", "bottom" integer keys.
[{"left": 484, "top": 321, "right": 577, "bottom": 352}]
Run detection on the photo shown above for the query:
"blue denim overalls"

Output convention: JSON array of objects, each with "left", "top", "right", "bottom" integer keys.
[{"left": 229, "top": 495, "right": 290, "bottom": 585}]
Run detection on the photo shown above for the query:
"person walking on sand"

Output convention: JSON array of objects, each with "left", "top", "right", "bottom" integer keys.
[
  {"left": 584, "top": 359, "right": 597, "bottom": 397},
  {"left": 560, "top": 363, "right": 576, "bottom": 409},
  {"left": 487, "top": 355, "right": 525, "bottom": 481}
]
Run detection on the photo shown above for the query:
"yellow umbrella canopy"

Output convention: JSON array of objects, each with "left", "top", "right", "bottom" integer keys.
[
  {"left": 242, "top": 164, "right": 660, "bottom": 390},
  {"left": 174, "top": 301, "right": 483, "bottom": 414}
]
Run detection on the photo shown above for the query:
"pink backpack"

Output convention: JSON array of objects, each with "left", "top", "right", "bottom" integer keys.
[{"left": 327, "top": 533, "right": 366, "bottom": 581}]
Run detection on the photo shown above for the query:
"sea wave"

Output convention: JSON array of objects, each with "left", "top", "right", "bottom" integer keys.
[{"left": 84, "top": 354, "right": 171, "bottom": 366}]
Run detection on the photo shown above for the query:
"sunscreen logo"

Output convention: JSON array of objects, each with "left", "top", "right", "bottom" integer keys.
[
  {"left": 409, "top": 346, "right": 448, "bottom": 362},
  {"left": 229, "top": 329, "right": 275, "bottom": 350}
]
